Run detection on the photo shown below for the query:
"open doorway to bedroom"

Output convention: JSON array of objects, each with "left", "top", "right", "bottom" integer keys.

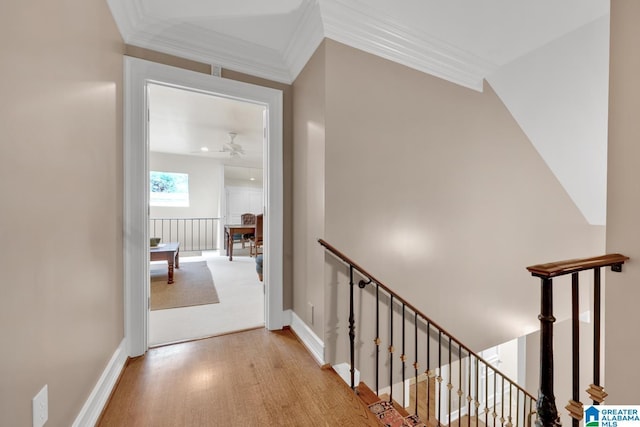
[{"left": 146, "top": 82, "right": 266, "bottom": 346}]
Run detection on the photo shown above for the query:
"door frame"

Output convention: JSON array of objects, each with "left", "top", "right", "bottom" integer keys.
[{"left": 124, "top": 56, "right": 284, "bottom": 357}]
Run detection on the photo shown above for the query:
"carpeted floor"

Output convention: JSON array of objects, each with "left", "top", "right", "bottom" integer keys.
[
  {"left": 150, "top": 261, "right": 219, "bottom": 310},
  {"left": 149, "top": 251, "right": 264, "bottom": 346}
]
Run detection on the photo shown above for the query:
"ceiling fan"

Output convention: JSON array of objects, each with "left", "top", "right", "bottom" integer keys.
[
  {"left": 220, "top": 132, "right": 245, "bottom": 157},
  {"left": 194, "top": 132, "right": 245, "bottom": 158}
]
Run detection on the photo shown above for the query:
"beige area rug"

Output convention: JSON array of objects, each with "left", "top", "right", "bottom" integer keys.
[{"left": 150, "top": 261, "right": 219, "bottom": 310}]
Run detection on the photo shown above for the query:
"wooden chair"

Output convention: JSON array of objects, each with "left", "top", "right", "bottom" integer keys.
[
  {"left": 232, "top": 213, "right": 255, "bottom": 248},
  {"left": 250, "top": 213, "right": 263, "bottom": 257}
]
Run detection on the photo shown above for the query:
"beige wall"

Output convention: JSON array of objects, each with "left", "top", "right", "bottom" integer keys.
[
  {"left": 605, "top": 0, "right": 640, "bottom": 403},
  {"left": 293, "top": 42, "right": 327, "bottom": 338},
  {"left": 0, "top": 0, "right": 124, "bottom": 425},
  {"left": 293, "top": 39, "right": 604, "bottom": 363}
]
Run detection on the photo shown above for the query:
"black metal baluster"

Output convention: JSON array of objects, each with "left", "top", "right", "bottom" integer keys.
[
  {"left": 402, "top": 304, "right": 407, "bottom": 407},
  {"left": 427, "top": 321, "right": 431, "bottom": 422},
  {"left": 536, "top": 277, "right": 560, "bottom": 427},
  {"left": 501, "top": 376, "right": 505, "bottom": 427},
  {"left": 567, "top": 272, "right": 580, "bottom": 427},
  {"left": 458, "top": 345, "right": 462, "bottom": 427},
  {"left": 588, "top": 267, "right": 605, "bottom": 405},
  {"left": 348, "top": 266, "right": 356, "bottom": 389},
  {"left": 594, "top": 267, "right": 601, "bottom": 390},
  {"left": 467, "top": 353, "right": 472, "bottom": 427},
  {"left": 474, "top": 357, "right": 480, "bottom": 427},
  {"left": 390, "top": 294, "right": 394, "bottom": 403},
  {"left": 438, "top": 330, "right": 442, "bottom": 427},
  {"left": 485, "top": 364, "right": 489, "bottom": 427},
  {"left": 516, "top": 389, "right": 520, "bottom": 427},
  {"left": 448, "top": 337, "right": 452, "bottom": 425},
  {"left": 414, "top": 312, "right": 419, "bottom": 416},
  {"left": 507, "top": 383, "right": 513, "bottom": 427},
  {"left": 492, "top": 369, "right": 498, "bottom": 427},
  {"left": 376, "top": 283, "right": 380, "bottom": 394}
]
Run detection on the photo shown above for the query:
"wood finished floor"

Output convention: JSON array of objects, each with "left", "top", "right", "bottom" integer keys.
[{"left": 98, "top": 328, "right": 381, "bottom": 427}]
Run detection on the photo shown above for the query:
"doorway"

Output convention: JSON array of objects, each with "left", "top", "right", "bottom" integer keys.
[
  {"left": 146, "top": 83, "right": 268, "bottom": 346},
  {"left": 124, "top": 57, "right": 284, "bottom": 357}
]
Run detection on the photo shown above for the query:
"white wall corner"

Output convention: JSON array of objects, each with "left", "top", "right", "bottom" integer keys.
[
  {"left": 288, "top": 310, "right": 326, "bottom": 366},
  {"left": 72, "top": 339, "right": 128, "bottom": 427}
]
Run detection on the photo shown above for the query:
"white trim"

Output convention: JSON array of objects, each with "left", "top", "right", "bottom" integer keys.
[
  {"left": 321, "top": 0, "right": 495, "bottom": 92},
  {"left": 288, "top": 310, "right": 326, "bottom": 366},
  {"left": 108, "top": 0, "right": 495, "bottom": 90},
  {"left": 124, "top": 56, "right": 284, "bottom": 356},
  {"left": 72, "top": 339, "right": 128, "bottom": 427},
  {"left": 132, "top": 24, "right": 293, "bottom": 84},
  {"left": 124, "top": 57, "right": 150, "bottom": 357},
  {"left": 283, "top": 0, "right": 325, "bottom": 81}
]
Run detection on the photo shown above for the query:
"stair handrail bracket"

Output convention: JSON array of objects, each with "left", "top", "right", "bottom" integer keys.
[
  {"left": 319, "top": 238, "right": 537, "bottom": 427},
  {"left": 526, "top": 253, "right": 629, "bottom": 427}
]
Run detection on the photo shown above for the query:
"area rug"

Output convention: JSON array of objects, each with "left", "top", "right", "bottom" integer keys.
[{"left": 150, "top": 261, "right": 219, "bottom": 310}]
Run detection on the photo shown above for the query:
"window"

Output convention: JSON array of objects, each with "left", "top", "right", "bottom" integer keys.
[{"left": 150, "top": 171, "right": 189, "bottom": 207}]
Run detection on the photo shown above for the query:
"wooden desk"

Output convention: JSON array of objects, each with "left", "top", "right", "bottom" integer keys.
[
  {"left": 150, "top": 242, "right": 180, "bottom": 284},
  {"left": 224, "top": 224, "right": 255, "bottom": 261}
]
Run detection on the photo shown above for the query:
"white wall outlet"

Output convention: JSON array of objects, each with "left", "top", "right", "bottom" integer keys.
[{"left": 32, "top": 384, "right": 48, "bottom": 427}]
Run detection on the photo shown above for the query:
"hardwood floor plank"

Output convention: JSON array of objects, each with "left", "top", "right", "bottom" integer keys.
[{"left": 98, "top": 328, "right": 381, "bottom": 426}]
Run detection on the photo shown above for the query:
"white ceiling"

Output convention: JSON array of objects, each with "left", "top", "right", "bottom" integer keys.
[
  {"left": 148, "top": 83, "right": 265, "bottom": 169},
  {"left": 109, "top": 0, "right": 611, "bottom": 225}
]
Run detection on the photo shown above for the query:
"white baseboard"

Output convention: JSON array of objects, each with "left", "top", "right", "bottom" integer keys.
[
  {"left": 73, "top": 339, "right": 128, "bottom": 427},
  {"left": 286, "top": 310, "right": 325, "bottom": 366}
]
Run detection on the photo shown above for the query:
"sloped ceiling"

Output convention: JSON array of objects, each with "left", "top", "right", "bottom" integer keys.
[{"left": 107, "top": 0, "right": 610, "bottom": 225}]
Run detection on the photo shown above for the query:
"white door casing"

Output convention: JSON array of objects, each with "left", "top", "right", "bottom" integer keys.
[{"left": 124, "top": 56, "right": 284, "bottom": 357}]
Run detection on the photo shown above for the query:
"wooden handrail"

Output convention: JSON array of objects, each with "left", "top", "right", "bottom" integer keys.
[
  {"left": 527, "top": 254, "right": 629, "bottom": 278},
  {"left": 318, "top": 238, "right": 538, "bottom": 402},
  {"left": 527, "top": 252, "right": 629, "bottom": 427}
]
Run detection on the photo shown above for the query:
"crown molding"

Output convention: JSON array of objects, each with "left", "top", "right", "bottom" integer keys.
[
  {"left": 282, "top": 0, "right": 325, "bottom": 81},
  {"left": 110, "top": 0, "right": 295, "bottom": 84},
  {"left": 132, "top": 22, "right": 293, "bottom": 83},
  {"left": 108, "top": 0, "right": 497, "bottom": 89},
  {"left": 106, "top": 0, "right": 145, "bottom": 42},
  {"left": 319, "top": 0, "right": 497, "bottom": 91}
]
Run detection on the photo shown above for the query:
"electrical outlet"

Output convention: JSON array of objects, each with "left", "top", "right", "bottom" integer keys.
[{"left": 32, "top": 385, "right": 48, "bottom": 427}]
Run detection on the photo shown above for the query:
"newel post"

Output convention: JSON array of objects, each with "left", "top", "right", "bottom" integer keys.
[
  {"left": 527, "top": 253, "right": 629, "bottom": 427},
  {"left": 536, "top": 277, "right": 561, "bottom": 427}
]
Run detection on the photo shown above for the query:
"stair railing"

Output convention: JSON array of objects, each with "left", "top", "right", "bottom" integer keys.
[
  {"left": 149, "top": 217, "right": 220, "bottom": 251},
  {"left": 319, "top": 239, "right": 538, "bottom": 427},
  {"left": 526, "top": 254, "right": 629, "bottom": 427}
]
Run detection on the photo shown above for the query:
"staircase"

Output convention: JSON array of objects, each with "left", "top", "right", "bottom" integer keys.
[
  {"left": 319, "top": 239, "right": 629, "bottom": 427},
  {"left": 358, "top": 381, "right": 427, "bottom": 427}
]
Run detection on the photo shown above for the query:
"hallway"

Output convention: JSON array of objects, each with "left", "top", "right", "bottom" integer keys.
[{"left": 98, "top": 328, "right": 380, "bottom": 426}]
